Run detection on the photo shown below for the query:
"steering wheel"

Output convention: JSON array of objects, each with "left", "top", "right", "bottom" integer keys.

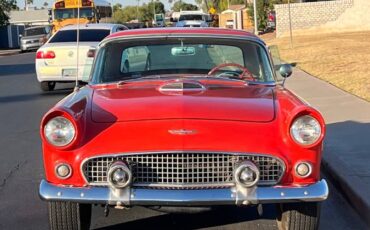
[{"left": 207, "top": 63, "right": 254, "bottom": 81}]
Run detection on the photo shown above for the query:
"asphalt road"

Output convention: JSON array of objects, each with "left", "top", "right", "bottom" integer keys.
[{"left": 0, "top": 52, "right": 367, "bottom": 230}]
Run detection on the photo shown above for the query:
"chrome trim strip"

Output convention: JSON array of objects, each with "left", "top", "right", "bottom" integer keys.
[
  {"left": 39, "top": 179, "right": 329, "bottom": 205},
  {"left": 79, "top": 151, "right": 287, "bottom": 187},
  {"left": 91, "top": 34, "right": 277, "bottom": 84}
]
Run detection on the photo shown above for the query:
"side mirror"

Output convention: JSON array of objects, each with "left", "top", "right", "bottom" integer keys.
[
  {"left": 279, "top": 64, "right": 292, "bottom": 78},
  {"left": 279, "top": 64, "right": 293, "bottom": 87}
]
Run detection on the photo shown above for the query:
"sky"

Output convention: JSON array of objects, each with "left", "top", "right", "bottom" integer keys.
[{"left": 17, "top": 0, "right": 198, "bottom": 11}]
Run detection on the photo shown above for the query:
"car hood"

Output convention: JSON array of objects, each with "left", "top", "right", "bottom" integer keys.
[{"left": 91, "top": 80, "right": 275, "bottom": 123}]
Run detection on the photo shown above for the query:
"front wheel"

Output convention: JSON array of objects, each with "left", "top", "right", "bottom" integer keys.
[
  {"left": 40, "top": 81, "right": 56, "bottom": 92},
  {"left": 48, "top": 201, "right": 91, "bottom": 230},
  {"left": 276, "top": 202, "right": 321, "bottom": 230}
]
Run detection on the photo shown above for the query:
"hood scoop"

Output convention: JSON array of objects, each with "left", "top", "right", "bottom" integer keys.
[
  {"left": 158, "top": 81, "right": 206, "bottom": 96},
  {"left": 159, "top": 81, "right": 205, "bottom": 93}
]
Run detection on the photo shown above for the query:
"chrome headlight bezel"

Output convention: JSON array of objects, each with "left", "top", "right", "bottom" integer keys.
[
  {"left": 290, "top": 115, "right": 322, "bottom": 146},
  {"left": 44, "top": 116, "right": 76, "bottom": 147}
]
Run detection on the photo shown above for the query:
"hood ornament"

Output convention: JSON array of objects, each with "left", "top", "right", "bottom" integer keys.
[{"left": 168, "top": 129, "right": 198, "bottom": 135}]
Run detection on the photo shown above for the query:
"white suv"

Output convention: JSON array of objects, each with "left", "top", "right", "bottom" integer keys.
[{"left": 173, "top": 11, "right": 212, "bottom": 28}]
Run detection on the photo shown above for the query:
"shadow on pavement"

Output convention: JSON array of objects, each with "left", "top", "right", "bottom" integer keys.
[
  {"left": 0, "top": 88, "right": 73, "bottom": 103},
  {"left": 95, "top": 205, "right": 276, "bottom": 230},
  {"left": 324, "top": 121, "right": 370, "bottom": 226},
  {"left": 0, "top": 64, "right": 35, "bottom": 76}
]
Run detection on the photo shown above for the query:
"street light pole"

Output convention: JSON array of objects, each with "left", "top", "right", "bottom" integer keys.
[
  {"left": 152, "top": 0, "right": 156, "bottom": 24},
  {"left": 253, "top": 0, "right": 258, "bottom": 35}
]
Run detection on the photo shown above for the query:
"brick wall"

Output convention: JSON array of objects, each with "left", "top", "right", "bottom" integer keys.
[{"left": 275, "top": 0, "right": 354, "bottom": 37}]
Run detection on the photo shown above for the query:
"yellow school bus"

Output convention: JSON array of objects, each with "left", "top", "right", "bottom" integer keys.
[{"left": 50, "top": 0, "right": 112, "bottom": 34}]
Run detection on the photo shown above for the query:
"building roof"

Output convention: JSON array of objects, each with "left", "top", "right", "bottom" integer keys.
[
  {"left": 228, "top": 5, "right": 246, "bottom": 11},
  {"left": 9, "top": 10, "right": 49, "bottom": 24},
  {"left": 106, "top": 27, "right": 259, "bottom": 40}
]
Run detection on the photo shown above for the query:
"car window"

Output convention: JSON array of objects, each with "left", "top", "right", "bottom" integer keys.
[
  {"left": 25, "top": 27, "right": 46, "bottom": 36},
  {"left": 179, "top": 15, "right": 204, "bottom": 21},
  {"left": 121, "top": 46, "right": 150, "bottom": 73},
  {"left": 116, "top": 26, "right": 127, "bottom": 32},
  {"left": 54, "top": 8, "right": 93, "bottom": 19},
  {"left": 49, "top": 29, "right": 110, "bottom": 43}
]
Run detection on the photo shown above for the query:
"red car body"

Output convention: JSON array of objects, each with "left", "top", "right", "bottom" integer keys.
[{"left": 39, "top": 28, "right": 328, "bottom": 230}]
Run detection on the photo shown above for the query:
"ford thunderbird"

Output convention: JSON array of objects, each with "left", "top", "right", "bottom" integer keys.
[{"left": 39, "top": 28, "right": 328, "bottom": 230}]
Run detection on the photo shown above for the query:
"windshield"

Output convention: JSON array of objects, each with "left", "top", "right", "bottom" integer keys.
[
  {"left": 91, "top": 38, "right": 274, "bottom": 84},
  {"left": 24, "top": 27, "right": 47, "bottom": 36},
  {"left": 155, "top": 14, "right": 163, "bottom": 21},
  {"left": 54, "top": 8, "right": 93, "bottom": 20},
  {"left": 49, "top": 29, "right": 110, "bottom": 43},
  {"left": 179, "top": 14, "right": 205, "bottom": 21}
]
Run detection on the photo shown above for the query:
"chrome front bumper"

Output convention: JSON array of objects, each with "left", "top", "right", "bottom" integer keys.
[{"left": 39, "top": 179, "right": 329, "bottom": 206}]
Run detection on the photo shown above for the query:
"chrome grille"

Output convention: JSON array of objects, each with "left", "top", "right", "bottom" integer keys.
[{"left": 82, "top": 152, "right": 285, "bottom": 188}]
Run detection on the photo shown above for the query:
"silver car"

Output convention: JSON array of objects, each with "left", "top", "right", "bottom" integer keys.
[{"left": 20, "top": 26, "right": 51, "bottom": 52}]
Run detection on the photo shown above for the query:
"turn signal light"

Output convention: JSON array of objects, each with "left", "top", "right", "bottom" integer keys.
[
  {"left": 82, "top": 0, "right": 92, "bottom": 6},
  {"left": 36, "top": 50, "right": 56, "bottom": 59},
  {"left": 55, "top": 1, "right": 65, "bottom": 8}
]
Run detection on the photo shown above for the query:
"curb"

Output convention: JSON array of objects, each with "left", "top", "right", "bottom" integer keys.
[{"left": 321, "top": 153, "right": 370, "bottom": 227}]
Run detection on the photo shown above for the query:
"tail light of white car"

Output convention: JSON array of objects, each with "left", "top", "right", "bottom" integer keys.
[
  {"left": 87, "top": 49, "right": 95, "bottom": 58},
  {"left": 36, "top": 50, "right": 56, "bottom": 59}
]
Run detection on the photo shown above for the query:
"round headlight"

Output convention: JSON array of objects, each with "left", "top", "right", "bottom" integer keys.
[
  {"left": 290, "top": 115, "right": 321, "bottom": 145},
  {"left": 44, "top": 116, "right": 76, "bottom": 147}
]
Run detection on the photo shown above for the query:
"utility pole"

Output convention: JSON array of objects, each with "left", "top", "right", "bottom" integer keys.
[
  {"left": 253, "top": 0, "right": 258, "bottom": 35},
  {"left": 288, "top": 0, "right": 293, "bottom": 48}
]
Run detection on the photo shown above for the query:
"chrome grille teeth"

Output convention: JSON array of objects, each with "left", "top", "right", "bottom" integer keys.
[{"left": 83, "top": 152, "right": 285, "bottom": 189}]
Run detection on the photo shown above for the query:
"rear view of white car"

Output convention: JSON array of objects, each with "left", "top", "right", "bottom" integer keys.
[
  {"left": 172, "top": 11, "right": 212, "bottom": 28},
  {"left": 35, "top": 23, "right": 128, "bottom": 91}
]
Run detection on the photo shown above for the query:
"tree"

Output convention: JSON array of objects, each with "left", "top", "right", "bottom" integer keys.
[
  {"left": 113, "top": 2, "right": 165, "bottom": 23},
  {"left": 113, "top": 6, "right": 137, "bottom": 23},
  {"left": 171, "top": 2, "right": 198, "bottom": 12},
  {"left": 0, "top": 0, "right": 17, "bottom": 25},
  {"left": 113, "top": 3, "right": 122, "bottom": 13},
  {"left": 140, "top": 1, "right": 165, "bottom": 22},
  {"left": 247, "top": 0, "right": 297, "bottom": 30}
]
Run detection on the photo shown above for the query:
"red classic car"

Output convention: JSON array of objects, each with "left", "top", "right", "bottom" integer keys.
[{"left": 39, "top": 28, "right": 328, "bottom": 230}]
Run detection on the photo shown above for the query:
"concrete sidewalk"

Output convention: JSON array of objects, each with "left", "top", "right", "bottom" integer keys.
[
  {"left": 0, "top": 49, "right": 20, "bottom": 57},
  {"left": 286, "top": 68, "right": 370, "bottom": 226}
]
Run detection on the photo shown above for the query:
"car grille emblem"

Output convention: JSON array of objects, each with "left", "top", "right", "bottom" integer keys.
[{"left": 168, "top": 129, "right": 197, "bottom": 135}]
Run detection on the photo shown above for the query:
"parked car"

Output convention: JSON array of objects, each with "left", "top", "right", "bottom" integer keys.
[
  {"left": 35, "top": 23, "right": 128, "bottom": 92},
  {"left": 39, "top": 28, "right": 328, "bottom": 230},
  {"left": 19, "top": 25, "right": 52, "bottom": 52},
  {"left": 172, "top": 11, "right": 212, "bottom": 27}
]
